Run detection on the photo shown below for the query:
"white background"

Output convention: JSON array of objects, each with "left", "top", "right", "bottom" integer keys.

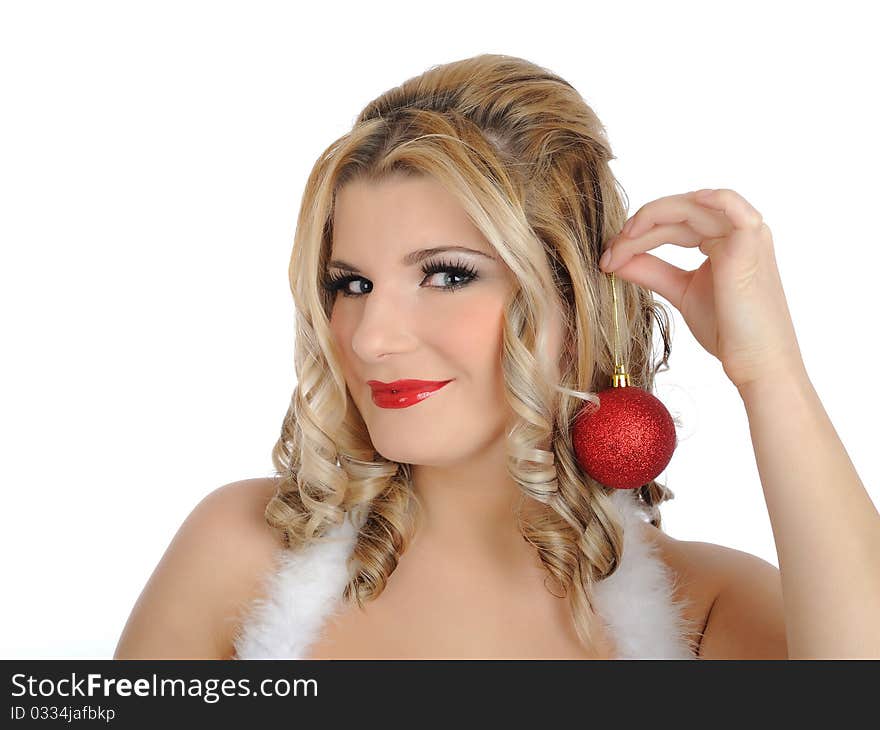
[{"left": 1, "top": 0, "right": 877, "bottom": 659}]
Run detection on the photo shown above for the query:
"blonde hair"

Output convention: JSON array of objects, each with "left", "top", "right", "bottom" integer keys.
[{"left": 265, "top": 53, "right": 676, "bottom": 653}]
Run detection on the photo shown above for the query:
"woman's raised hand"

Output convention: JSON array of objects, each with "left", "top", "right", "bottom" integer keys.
[{"left": 600, "top": 188, "right": 806, "bottom": 391}]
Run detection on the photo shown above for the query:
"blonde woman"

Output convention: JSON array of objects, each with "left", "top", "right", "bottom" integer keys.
[{"left": 115, "top": 54, "right": 880, "bottom": 660}]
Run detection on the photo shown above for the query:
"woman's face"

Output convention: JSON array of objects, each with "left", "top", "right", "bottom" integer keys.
[{"left": 326, "top": 174, "right": 563, "bottom": 467}]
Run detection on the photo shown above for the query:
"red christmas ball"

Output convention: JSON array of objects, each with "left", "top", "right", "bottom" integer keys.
[{"left": 572, "top": 386, "right": 677, "bottom": 490}]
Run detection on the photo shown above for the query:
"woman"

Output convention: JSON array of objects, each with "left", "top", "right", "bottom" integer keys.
[{"left": 114, "top": 53, "right": 879, "bottom": 660}]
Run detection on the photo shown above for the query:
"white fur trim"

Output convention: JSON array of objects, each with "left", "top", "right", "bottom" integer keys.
[
  {"left": 232, "top": 515, "right": 361, "bottom": 660},
  {"left": 594, "top": 490, "right": 700, "bottom": 659}
]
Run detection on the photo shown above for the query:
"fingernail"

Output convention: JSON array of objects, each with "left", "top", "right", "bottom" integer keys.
[{"left": 599, "top": 248, "right": 613, "bottom": 270}]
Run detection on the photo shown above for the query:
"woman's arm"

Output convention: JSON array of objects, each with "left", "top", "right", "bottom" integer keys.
[
  {"left": 737, "top": 368, "right": 880, "bottom": 658},
  {"left": 602, "top": 188, "right": 880, "bottom": 658}
]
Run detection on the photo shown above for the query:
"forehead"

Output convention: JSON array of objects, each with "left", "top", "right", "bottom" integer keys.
[{"left": 331, "top": 174, "right": 494, "bottom": 258}]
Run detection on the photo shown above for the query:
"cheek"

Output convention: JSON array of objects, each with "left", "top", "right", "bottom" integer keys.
[{"left": 444, "top": 296, "right": 506, "bottom": 380}]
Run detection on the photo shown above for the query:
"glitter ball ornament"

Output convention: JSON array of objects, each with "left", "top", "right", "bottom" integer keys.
[
  {"left": 570, "top": 270, "right": 677, "bottom": 489},
  {"left": 572, "top": 379, "right": 677, "bottom": 489}
]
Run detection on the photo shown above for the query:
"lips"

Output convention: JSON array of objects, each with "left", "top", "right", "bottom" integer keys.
[{"left": 366, "top": 379, "right": 453, "bottom": 409}]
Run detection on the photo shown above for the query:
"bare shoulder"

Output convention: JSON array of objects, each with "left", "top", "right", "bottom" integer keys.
[
  {"left": 638, "top": 521, "right": 788, "bottom": 659},
  {"left": 114, "top": 477, "right": 286, "bottom": 660}
]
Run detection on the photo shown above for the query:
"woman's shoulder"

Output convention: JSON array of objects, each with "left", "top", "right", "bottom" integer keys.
[
  {"left": 205, "top": 476, "right": 286, "bottom": 552},
  {"left": 637, "top": 521, "right": 787, "bottom": 658},
  {"left": 637, "top": 521, "right": 729, "bottom": 609},
  {"left": 174, "top": 476, "right": 286, "bottom": 578},
  {"left": 114, "top": 477, "right": 286, "bottom": 659},
  {"left": 638, "top": 520, "right": 780, "bottom": 598}
]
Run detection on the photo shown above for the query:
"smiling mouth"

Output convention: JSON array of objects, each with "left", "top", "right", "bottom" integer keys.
[{"left": 367, "top": 380, "right": 453, "bottom": 409}]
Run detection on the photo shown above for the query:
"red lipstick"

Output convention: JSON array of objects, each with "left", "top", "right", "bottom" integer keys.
[{"left": 367, "top": 379, "right": 453, "bottom": 409}]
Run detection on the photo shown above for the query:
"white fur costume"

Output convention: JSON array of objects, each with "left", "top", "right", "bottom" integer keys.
[{"left": 233, "top": 488, "right": 699, "bottom": 659}]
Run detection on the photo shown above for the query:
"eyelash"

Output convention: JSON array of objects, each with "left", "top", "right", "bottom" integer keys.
[{"left": 321, "top": 258, "right": 480, "bottom": 298}]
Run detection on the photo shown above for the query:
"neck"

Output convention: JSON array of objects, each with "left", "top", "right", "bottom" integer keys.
[{"left": 407, "top": 432, "right": 546, "bottom": 576}]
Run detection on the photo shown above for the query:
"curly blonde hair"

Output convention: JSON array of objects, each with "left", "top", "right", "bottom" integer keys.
[{"left": 265, "top": 53, "right": 676, "bottom": 653}]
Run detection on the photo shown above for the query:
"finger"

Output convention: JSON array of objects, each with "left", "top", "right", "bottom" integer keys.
[
  {"left": 603, "top": 222, "right": 703, "bottom": 272},
  {"left": 624, "top": 192, "right": 730, "bottom": 240},
  {"left": 693, "top": 188, "right": 764, "bottom": 230},
  {"left": 605, "top": 252, "right": 692, "bottom": 310}
]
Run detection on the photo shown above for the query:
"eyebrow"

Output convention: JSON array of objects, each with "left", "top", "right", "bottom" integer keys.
[{"left": 327, "top": 245, "right": 497, "bottom": 274}]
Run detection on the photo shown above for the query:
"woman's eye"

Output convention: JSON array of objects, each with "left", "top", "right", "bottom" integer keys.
[
  {"left": 423, "top": 270, "right": 469, "bottom": 289},
  {"left": 322, "top": 259, "right": 479, "bottom": 298}
]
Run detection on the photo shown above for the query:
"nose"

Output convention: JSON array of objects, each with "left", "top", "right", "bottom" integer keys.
[{"left": 348, "top": 285, "right": 419, "bottom": 362}]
